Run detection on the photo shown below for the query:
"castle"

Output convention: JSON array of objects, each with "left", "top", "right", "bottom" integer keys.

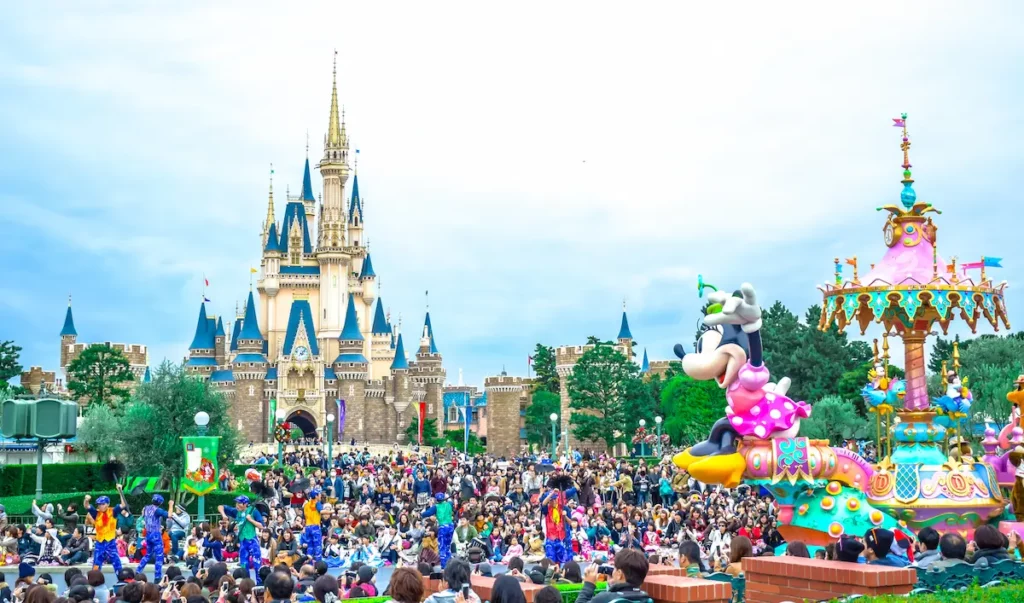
[{"left": 185, "top": 57, "right": 444, "bottom": 445}]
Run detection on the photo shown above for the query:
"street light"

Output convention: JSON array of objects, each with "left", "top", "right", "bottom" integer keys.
[
  {"left": 194, "top": 411, "right": 210, "bottom": 522},
  {"left": 655, "top": 416, "right": 663, "bottom": 458},
  {"left": 550, "top": 413, "right": 558, "bottom": 458},
  {"left": 276, "top": 408, "right": 287, "bottom": 465},
  {"left": 639, "top": 419, "right": 647, "bottom": 457},
  {"left": 326, "top": 413, "right": 335, "bottom": 467}
]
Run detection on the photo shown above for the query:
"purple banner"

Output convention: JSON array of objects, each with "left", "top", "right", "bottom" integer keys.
[{"left": 337, "top": 399, "right": 346, "bottom": 436}]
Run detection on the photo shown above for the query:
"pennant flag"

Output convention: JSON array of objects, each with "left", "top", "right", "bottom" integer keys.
[
  {"left": 203, "top": 296, "right": 211, "bottom": 303},
  {"left": 528, "top": 355, "right": 534, "bottom": 365},
  {"left": 845, "top": 258, "right": 857, "bottom": 267},
  {"left": 250, "top": 267, "right": 258, "bottom": 274},
  {"left": 892, "top": 117, "right": 905, "bottom": 127},
  {"left": 204, "top": 277, "right": 210, "bottom": 287},
  {"left": 961, "top": 257, "right": 1004, "bottom": 272},
  {"left": 356, "top": 149, "right": 360, "bottom": 154}
]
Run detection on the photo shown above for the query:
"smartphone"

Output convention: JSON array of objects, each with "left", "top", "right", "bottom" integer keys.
[
  {"left": 461, "top": 584, "right": 471, "bottom": 599},
  {"left": 597, "top": 565, "right": 614, "bottom": 576},
  {"left": 252, "top": 587, "right": 265, "bottom": 598}
]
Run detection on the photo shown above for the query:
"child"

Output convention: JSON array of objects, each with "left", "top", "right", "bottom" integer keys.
[
  {"left": 324, "top": 535, "right": 346, "bottom": 568},
  {"left": 572, "top": 521, "right": 592, "bottom": 561},
  {"left": 223, "top": 533, "right": 239, "bottom": 562},
  {"left": 501, "top": 537, "right": 524, "bottom": 564},
  {"left": 643, "top": 525, "right": 661, "bottom": 555}
]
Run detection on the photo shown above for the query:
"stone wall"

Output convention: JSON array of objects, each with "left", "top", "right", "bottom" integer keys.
[
  {"left": 339, "top": 378, "right": 367, "bottom": 443},
  {"left": 19, "top": 366, "right": 57, "bottom": 395},
  {"left": 233, "top": 376, "right": 267, "bottom": 443},
  {"left": 484, "top": 375, "right": 527, "bottom": 458}
]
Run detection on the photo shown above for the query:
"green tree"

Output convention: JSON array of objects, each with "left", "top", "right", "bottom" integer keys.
[
  {"left": 439, "top": 429, "right": 486, "bottom": 454},
  {"left": 112, "top": 361, "right": 240, "bottom": 498},
  {"left": 524, "top": 390, "right": 561, "bottom": 449},
  {"left": 66, "top": 344, "right": 135, "bottom": 408},
  {"left": 798, "top": 395, "right": 870, "bottom": 443},
  {"left": 836, "top": 360, "right": 904, "bottom": 416},
  {"left": 77, "top": 404, "right": 123, "bottom": 461},
  {"left": 760, "top": 301, "right": 804, "bottom": 378},
  {"left": 567, "top": 340, "right": 646, "bottom": 450},
  {"left": 959, "top": 335, "right": 1024, "bottom": 423},
  {"left": 531, "top": 344, "right": 559, "bottom": 394},
  {"left": 659, "top": 374, "right": 727, "bottom": 446},
  {"left": 405, "top": 417, "right": 440, "bottom": 446},
  {"left": 0, "top": 340, "right": 23, "bottom": 384}
]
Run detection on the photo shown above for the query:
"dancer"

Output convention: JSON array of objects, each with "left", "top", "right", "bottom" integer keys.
[
  {"left": 420, "top": 492, "right": 455, "bottom": 568},
  {"left": 84, "top": 484, "right": 128, "bottom": 572},
  {"left": 539, "top": 468, "right": 577, "bottom": 565},
  {"left": 218, "top": 496, "right": 264, "bottom": 583},
  {"left": 302, "top": 488, "right": 324, "bottom": 562},
  {"left": 136, "top": 494, "right": 172, "bottom": 579}
]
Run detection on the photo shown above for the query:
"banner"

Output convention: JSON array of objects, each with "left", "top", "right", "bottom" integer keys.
[
  {"left": 268, "top": 399, "right": 277, "bottom": 436},
  {"left": 337, "top": 399, "right": 346, "bottom": 437},
  {"left": 418, "top": 401, "right": 426, "bottom": 445},
  {"left": 464, "top": 395, "right": 473, "bottom": 453},
  {"left": 182, "top": 436, "right": 220, "bottom": 496}
]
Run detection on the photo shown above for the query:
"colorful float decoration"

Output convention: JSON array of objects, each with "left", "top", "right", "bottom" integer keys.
[{"left": 674, "top": 114, "right": 1012, "bottom": 545}]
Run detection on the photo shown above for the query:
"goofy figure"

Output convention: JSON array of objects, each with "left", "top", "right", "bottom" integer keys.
[{"left": 540, "top": 469, "right": 577, "bottom": 564}]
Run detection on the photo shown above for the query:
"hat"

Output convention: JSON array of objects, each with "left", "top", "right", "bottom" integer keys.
[
  {"left": 865, "top": 528, "right": 894, "bottom": 560},
  {"left": 152, "top": 494, "right": 165, "bottom": 505},
  {"left": 836, "top": 535, "right": 864, "bottom": 562},
  {"left": 96, "top": 496, "right": 111, "bottom": 506},
  {"left": 435, "top": 492, "right": 446, "bottom": 501},
  {"left": 235, "top": 495, "right": 251, "bottom": 505},
  {"left": 19, "top": 562, "right": 35, "bottom": 579},
  {"left": 357, "top": 565, "right": 376, "bottom": 583}
]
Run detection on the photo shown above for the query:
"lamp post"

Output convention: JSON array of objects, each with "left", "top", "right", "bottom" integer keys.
[
  {"left": 550, "top": 413, "right": 558, "bottom": 458},
  {"left": 193, "top": 411, "right": 210, "bottom": 522},
  {"left": 326, "top": 413, "right": 335, "bottom": 468},
  {"left": 276, "top": 408, "right": 287, "bottom": 465},
  {"left": 639, "top": 419, "right": 647, "bottom": 457},
  {"left": 654, "top": 416, "right": 663, "bottom": 458}
]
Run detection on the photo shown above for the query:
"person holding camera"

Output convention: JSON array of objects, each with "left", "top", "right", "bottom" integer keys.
[{"left": 577, "top": 549, "right": 651, "bottom": 603}]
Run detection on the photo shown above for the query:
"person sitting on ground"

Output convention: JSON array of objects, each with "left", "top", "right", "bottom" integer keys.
[
  {"left": 913, "top": 527, "right": 940, "bottom": 569},
  {"left": 864, "top": 529, "right": 906, "bottom": 567},
  {"left": 785, "top": 541, "right": 810, "bottom": 558},
  {"left": 423, "top": 559, "right": 480, "bottom": 603},
  {"left": 969, "top": 525, "right": 1011, "bottom": 567},
  {"left": 835, "top": 535, "right": 864, "bottom": 563},
  {"left": 726, "top": 536, "right": 753, "bottom": 577},
  {"left": 577, "top": 548, "right": 650, "bottom": 603},
  {"left": 929, "top": 533, "right": 968, "bottom": 571}
]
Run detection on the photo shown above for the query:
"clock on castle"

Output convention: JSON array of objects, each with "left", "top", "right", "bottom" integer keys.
[{"left": 184, "top": 54, "right": 445, "bottom": 446}]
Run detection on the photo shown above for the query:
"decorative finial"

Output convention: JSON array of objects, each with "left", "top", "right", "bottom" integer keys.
[
  {"left": 68, "top": 293, "right": 72, "bottom": 307},
  {"left": 425, "top": 290, "right": 429, "bottom": 312},
  {"left": 872, "top": 339, "right": 880, "bottom": 364},
  {"left": 894, "top": 112, "right": 916, "bottom": 209},
  {"left": 622, "top": 298, "right": 627, "bottom": 312},
  {"left": 305, "top": 131, "right": 309, "bottom": 157}
]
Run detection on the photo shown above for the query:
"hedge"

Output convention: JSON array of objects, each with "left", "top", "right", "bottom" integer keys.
[
  {"left": 0, "top": 463, "right": 261, "bottom": 498},
  {"left": 836, "top": 581, "right": 1024, "bottom": 602},
  {"left": 0, "top": 490, "right": 254, "bottom": 517},
  {"left": 551, "top": 582, "right": 607, "bottom": 603}
]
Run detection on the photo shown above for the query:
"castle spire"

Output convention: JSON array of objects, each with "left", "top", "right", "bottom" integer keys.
[
  {"left": 391, "top": 334, "right": 409, "bottom": 370},
  {"left": 238, "top": 291, "right": 264, "bottom": 341},
  {"left": 189, "top": 302, "right": 213, "bottom": 350},
  {"left": 60, "top": 295, "right": 77, "bottom": 337},
  {"left": 265, "top": 163, "right": 276, "bottom": 232},
  {"left": 327, "top": 50, "right": 343, "bottom": 148},
  {"left": 371, "top": 298, "right": 390, "bottom": 334},
  {"left": 641, "top": 348, "right": 650, "bottom": 373},
  {"left": 300, "top": 157, "right": 315, "bottom": 202},
  {"left": 340, "top": 294, "right": 364, "bottom": 341},
  {"left": 617, "top": 303, "right": 633, "bottom": 340}
]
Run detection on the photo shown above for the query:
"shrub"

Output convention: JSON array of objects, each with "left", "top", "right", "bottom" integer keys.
[{"left": 836, "top": 581, "right": 1024, "bottom": 602}]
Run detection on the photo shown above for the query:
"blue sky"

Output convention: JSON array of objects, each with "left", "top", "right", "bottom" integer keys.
[{"left": 2, "top": 2, "right": 1022, "bottom": 388}]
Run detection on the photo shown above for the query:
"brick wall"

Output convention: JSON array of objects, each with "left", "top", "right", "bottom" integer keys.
[
  {"left": 743, "top": 556, "right": 916, "bottom": 603},
  {"left": 470, "top": 574, "right": 730, "bottom": 603},
  {"left": 485, "top": 376, "right": 527, "bottom": 458}
]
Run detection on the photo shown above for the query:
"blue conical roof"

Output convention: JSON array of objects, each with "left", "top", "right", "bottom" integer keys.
[
  {"left": 142, "top": 366, "right": 152, "bottom": 383},
  {"left": 230, "top": 317, "right": 242, "bottom": 351},
  {"left": 424, "top": 312, "right": 438, "bottom": 354},
  {"left": 371, "top": 299, "right": 390, "bottom": 335},
  {"left": 215, "top": 317, "right": 226, "bottom": 337},
  {"left": 641, "top": 348, "right": 649, "bottom": 373},
  {"left": 189, "top": 303, "right": 215, "bottom": 350},
  {"left": 301, "top": 158, "right": 315, "bottom": 202},
  {"left": 265, "top": 222, "right": 280, "bottom": 252},
  {"left": 349, "top": 174, "right": 363, "bottom": 223},
  {"left": 278, "top": 202, "right": 313, "bottom": 254},
  {"left": 340, "top": 295, "right": 364, "bottom": 341},
  {"left": 239, "top": 291, "right": 264, "bottom": 340},
  {"left": 391, "top": 334, "right": 409, "bottom": 370},
  {"left": 60, "top": 304, "right": 77, "bottom": 337},
  {"left": 359, "top": 253, "right": 376, "bottom": 279},
  {"left": 617, "top": 311, "right": 633, "bottom": 340}
]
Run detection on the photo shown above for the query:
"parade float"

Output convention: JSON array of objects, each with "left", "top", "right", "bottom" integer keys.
[{"left": 673, "top": 114, "right": 1013, "bottom": 544}]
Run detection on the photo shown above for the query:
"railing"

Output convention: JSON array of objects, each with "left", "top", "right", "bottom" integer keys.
[
  {"left": 912, "top": 558, "right": 1024, "bottom": 593},
  {"left": 704, "top": 573, "right": 745, "bottom": 603}
]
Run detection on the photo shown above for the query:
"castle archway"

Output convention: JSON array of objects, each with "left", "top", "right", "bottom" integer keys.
[{"left": 286, "top": 410, "right": 318, "bottom": 438}]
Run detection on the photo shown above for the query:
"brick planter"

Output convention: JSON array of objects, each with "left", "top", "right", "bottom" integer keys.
[
  {"left": 743, "top": 556, "right": 916, "bottom": 603},
  {"left": 643, "top": 575, "right": 732, "bottom": 603},
  {"left": 471, "top": 576, "right": 548, "bottom": 602}
]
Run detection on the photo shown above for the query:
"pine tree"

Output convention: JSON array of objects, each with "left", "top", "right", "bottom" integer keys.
[
  {"left": 523, "top": 390, "right": 561, "bottom": 448},
  {"left": 567, "top": 340, "right": 646, "bottom": 450},
  {"left": 531, "top": 344, "right": 559, "bottom": 393},
  {"left": 66, "top": 344, "right": 135, "bottom": 408}
]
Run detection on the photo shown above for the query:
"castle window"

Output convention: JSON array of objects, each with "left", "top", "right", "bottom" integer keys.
[{"left": 447, "top": 405, "right": 458, "bottom": 423}]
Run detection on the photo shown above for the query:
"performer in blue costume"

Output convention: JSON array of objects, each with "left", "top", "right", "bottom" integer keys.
[
  {"left": 136, "top": 494, "right": 172, "bottom": 579},
  {"left": 302, "top": 488, "right": 324, "bottom": 562},
  {"left": 421, "top": 492, "right": 455, "bottom": 568},
  {"left": 85, "top": 484, "right": 129, "bottom": 572},
  {"left": 540, "top": 468, "right": 577, "bottom": 565},
  {"left": 219, "top": 496, "right": 264, "bottom": 583}
]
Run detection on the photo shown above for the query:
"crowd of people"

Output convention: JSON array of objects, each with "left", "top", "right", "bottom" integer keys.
[{"left": 2, "top": 443, "right": 1024, "bottom": 603}]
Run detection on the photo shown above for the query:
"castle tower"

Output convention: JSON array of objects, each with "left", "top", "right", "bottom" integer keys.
[
  {"left": 261, "top": 172, "right": 282, "bottom": 341},
  {"left": 389, "top": 333, "right": 411, "bottom": 444},
  {"left": 233, "top": 291, "right": 269, "bottom": 443},
  {"left": 335, "top": 295, "right": 368, "bottom": 443},
  {"left": 214, "top": 317, "right": 227, "bottom": 365},
  {"left": 185, "top": 302, "right": 217, "bottom": 378},
  {"left": 316, "top": 54, "right": 354, "bottom": 361},
  {"left": 348, "top": 173, "right": 364, "bottom": 248},
  {"left": 617, "top": 305, "right": 634, "bottom": 360},
  {"left": 262, "top": 168, "right": 277, "bottom": 250},
  {"left": 485, "top": 374, "right": 529, "bottom": 458},
  {"left": 369, "top": 298, "right": 394, "bottom": 379},
  {"left": 412, "top": 311, "right": 445, "bottom": 427},
  {"left": 358, "top": 251, "right": 377, "bottom": 359},
  {"left": 59, "top": 297, "right": 77, "bottom": 374}
]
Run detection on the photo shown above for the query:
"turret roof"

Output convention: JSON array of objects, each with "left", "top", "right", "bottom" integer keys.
[
  {"left": 618, "top": 311, "right": 633, "bottom": 340},
  {"left": 359, "top": 253, "right": 376, "bottom": 279},
  {"left": 641, "top": 348, "right": 649, "bottom": 373},
  {"left": 229, "top": 315, "right": 242, "bottom": 351},
  {"left": 349, "top": 174, "right": 363, "bottom": 223},
  {"left": 282, "top": 298, "right": 321, "bottom": 357},
  {"left": 340, "top": 294, "right": 364, "bottom": 341},
  {"left": 60, "top": 304, "right": 77, "bottom": 337},
  {"left": 265, "top": 222, "right": 280, "bottom": 252},
  {"left": 300, "top": 158, "right": 316, "bottom": 202},
  {"left": 215, "top": 317, "right": 226, "bottom": 337},
  {"left": 189, "top": 303, "right": 216, "bottom": 350},
  {"left": 142, "top": 366, "right": 152, "bottom": 383},
  {"left": 371, "top": 298, "right": 390, "bottom": 335},
  {"left": 424, "top": 312, "right": 438, "bottom": 354},
  {"left": 391, "top": 334, "right": 409, "bottom": 370},
  {"left": 239, "top": 291, "right": 264, "bottom": 341},
  {"left": 279, "top": 202, "right": 312, "bottom": 254}
]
